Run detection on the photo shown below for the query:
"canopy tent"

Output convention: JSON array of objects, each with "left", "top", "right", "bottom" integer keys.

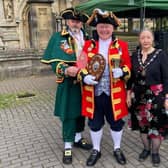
[
  {"left": 75, "top": 0, "right": 168, "bottom": 18},
  {"left": 76, "top": 0, "right": 168, "bottom": 29},
  {"left": 76, "top": 0, "right": 137, "bottom": 14}
]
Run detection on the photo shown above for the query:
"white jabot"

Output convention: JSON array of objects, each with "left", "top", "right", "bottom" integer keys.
[
  {"left": 99, "top": 38, "right": 112, "bottom": 62},
  {"left": 99, "top": 37, "right": 112, "bottom": 71},
  {"left": 69, "top": 30, "right": 84, "bottom": 57}
]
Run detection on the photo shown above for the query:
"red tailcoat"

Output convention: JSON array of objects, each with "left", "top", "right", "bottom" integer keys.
[{"left": 78, "top": 38, "right": 131, "bottom": 121}]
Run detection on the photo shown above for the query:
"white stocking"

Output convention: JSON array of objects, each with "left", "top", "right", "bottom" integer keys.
[
  {"left": 110, "top": 129, "right": 123, "bottom": 150},
  {"left": 75, "top": 132, "right": 82, "bottom": 142},
  {"left": 90, "top": 129, "right": 103, "bottom": 151},
  {"left": 64, "top": 142, "right": 72, "bottom": 149}
]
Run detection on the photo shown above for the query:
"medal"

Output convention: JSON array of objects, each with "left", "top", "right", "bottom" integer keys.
[
  {"left": 138, "top": 67, "right": 146, "bottom": 77},
  {"left": 141, "top": 69, "right": 146, "bottom": 76},
  {"left": 137, "top": 49, "right": 162, "bottom": 78}
]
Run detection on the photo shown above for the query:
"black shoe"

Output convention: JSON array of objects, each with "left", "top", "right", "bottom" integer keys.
[
  {"left": 113, "top": 148, "right": 126, "bottom": 165},
  {"left": 86, "top": 149, "right": 101, "bottom": 166},
  {"left": 74, "top": 138, "right": 92, "bottom": 150},
  {"left": 62, "top": 148, "right": 72, "bottom": 164},
  {"left": 139, "top": 149, "right": 150, "bottom": 162},
  {"left": 152, "top": 153, "right": 160, "bottom": 167}
]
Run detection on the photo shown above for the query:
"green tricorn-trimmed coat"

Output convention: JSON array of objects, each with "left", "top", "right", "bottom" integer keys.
[{"left": 41, "top": 28, "right": 88, "bottom": 121}]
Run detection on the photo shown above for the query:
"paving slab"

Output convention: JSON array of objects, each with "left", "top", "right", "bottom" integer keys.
[{"left": 0, "top": 75, "right": 168, "bottom": 168}]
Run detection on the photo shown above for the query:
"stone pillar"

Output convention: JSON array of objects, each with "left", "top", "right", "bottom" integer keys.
[{"left": 27, "top": 0, "right": 54, "bottom": 49}]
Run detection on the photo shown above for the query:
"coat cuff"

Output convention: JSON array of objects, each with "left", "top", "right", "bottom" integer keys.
[
  {"left": 56, "top": 62, "right": 69, "bottom": 83},
  {"left": 121, "top": 65, "right": 131, "bottom": 81},
  {"left": 77, "top": 68, "right": 88, "bottom": 82}
]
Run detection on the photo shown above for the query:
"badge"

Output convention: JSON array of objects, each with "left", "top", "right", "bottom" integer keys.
[{"left": 60, "top": 40, "right": 74, "bottom": 54}]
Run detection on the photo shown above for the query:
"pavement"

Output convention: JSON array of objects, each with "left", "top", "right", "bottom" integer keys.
[{"left": 0, "top": 74, "right": 168, "bottom": 168}]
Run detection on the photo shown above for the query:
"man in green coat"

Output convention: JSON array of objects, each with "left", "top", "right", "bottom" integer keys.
[{"left": 41, "top": 8, "right": 92, "bottom": 164}]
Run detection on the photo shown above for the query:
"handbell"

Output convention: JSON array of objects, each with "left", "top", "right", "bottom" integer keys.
[
  {"left": 112, "top": 57, "right": 120, "bottom": 68},
  {"left": 111, "top": 54, "right": 121, "bottom": 83},
  {"left": 111, "top": 53, "right": 121, "bottom": 68}
]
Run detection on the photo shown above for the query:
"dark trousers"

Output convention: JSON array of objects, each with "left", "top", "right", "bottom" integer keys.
[
  {"left": 88, "top": 93, "right": 124, "bottom": 132},
  {"left": 62, "top": 116, "right": 85, "bottom": 142}
]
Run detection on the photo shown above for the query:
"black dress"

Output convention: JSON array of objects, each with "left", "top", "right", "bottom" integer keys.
[{"left": 127, "top": 48, "right": 168, "bottom": 139}]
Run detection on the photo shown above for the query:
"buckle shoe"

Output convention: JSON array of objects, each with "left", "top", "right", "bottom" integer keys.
[
  {"left": 139, "top": 149, "right": 150, "bottom": 162},
  {"left": 74, "top": 138, "right": 92, "bottom": 150},
  {"left": 113, "top": 148, "right": 126, "bottom": 165},
  {"left": 62, "top": 148, "right": 72, "bottom": 164},
  {"left": 86, "top": 149, "right": 101, "bottom": 166}
]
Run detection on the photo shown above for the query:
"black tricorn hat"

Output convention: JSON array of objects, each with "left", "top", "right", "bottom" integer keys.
[
  {"left": 60, "top": 8, "right": 89, "bottom": 23},
  {"left": 87, "top": 8, "right": 121, "bottom": 27}
]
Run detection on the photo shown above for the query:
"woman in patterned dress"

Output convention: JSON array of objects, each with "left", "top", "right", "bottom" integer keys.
[{"left": 127, "top": 29, "right": 168, "bottom": 167}]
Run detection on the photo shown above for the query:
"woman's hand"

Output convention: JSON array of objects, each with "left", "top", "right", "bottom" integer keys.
[
  {"left": 164, "top": 99, "right": 168, "bottom": 110},
  {"left": 164, "top": 94, "right": 168, "bottom": 110},
  {"left": 126, "top": 90, "right": 132, "bottom": 108}
]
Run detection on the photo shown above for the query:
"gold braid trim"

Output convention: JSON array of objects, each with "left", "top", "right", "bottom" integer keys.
[
  {"left": 110, "top": 12, "right": 121, "bottom": 26},
  {"left": 86, "top": 9, "right": 98, "bottom": 25},
  {"left": 61, "top": 26, "right": 69, "bottom": 36},
  {"left": 122, "top": 65, "right": 131, "bottom": 81},
  {"left": 77, "top": 68, "right": 88, "bottom": 82}
]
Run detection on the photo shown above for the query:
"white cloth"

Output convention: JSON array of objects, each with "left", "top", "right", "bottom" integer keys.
[
  {"left": 64, "top": 142, "right": 72, "bottom": 149},
  {"left": 75, "top": 132, "right": 82, "bottom": 143},
  {"left": 112, "top": 68, "right": 123, "bottom": 78},
  {"left": 69, "top": 30, "right": 84, "bottom": 57},
  {"left": 90, "top": 129, "right": 103, "bottom": 152},
  {"left": 84, "top": 75, "right": 98, "bottom": 85},
  {"left": 99, "top": 38, "right": 111, "bottom": 64},
  {"left": 110, "top": 130, "right": 123, "bottom": 150}
]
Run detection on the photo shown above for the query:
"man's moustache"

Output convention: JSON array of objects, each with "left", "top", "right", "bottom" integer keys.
[{"left": 71, "top": 27, "right": 80, "bottom": 33}]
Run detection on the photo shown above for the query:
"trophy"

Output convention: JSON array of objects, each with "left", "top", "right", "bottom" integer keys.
[{"left": 87, "top": 54, "right": 106, "bottom": 81}]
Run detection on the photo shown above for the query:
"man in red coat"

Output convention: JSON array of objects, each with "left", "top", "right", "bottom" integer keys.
[{"left": 77, "top": 8, "right": 131, "bottom": 166}]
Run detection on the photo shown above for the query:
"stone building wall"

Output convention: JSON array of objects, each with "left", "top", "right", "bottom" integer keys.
[
  {"left": 0, "top": 0, "right": 82, "bottom": 50},
  {"left": 0, "top": 0, "right": 83, "bottom": 80}
]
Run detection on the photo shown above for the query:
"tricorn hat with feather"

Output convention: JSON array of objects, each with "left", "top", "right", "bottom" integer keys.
[{"left": 87, "top": 8, "right": 121, "bottom": 27}]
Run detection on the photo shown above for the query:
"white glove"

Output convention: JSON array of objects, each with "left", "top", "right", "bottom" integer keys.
[
  {"left": 83, "top": 75, "right": 98, "bottom": 85},
  {"left": 112, "top": 68, "right": 123, "bottom": 79}
]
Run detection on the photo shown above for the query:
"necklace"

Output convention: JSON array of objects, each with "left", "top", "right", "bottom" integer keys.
[{"left": 137, "top": 49, "right": 162, "bottom": 76}]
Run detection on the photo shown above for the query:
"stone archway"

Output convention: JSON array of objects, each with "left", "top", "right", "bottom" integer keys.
[
  {"left": 18, "top": 0, "right": 54, "bottom": 49},
  {"left": 16, "top": 0, "right": 31, "bottom": 49},
  {"left": 22, "top": 4, "right": 31, "bottom": 48}
]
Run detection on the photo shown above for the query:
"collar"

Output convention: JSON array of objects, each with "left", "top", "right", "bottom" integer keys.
[{"left": 61, "top": 26, "right": 69, "bottom": 36}]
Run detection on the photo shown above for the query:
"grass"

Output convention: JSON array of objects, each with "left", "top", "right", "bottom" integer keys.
[
  {"left": 0, "top": 93, "right": 16, "bottom": 109},
  {"left": 0, "top": 92, "right": 36, "bottom": 109}
]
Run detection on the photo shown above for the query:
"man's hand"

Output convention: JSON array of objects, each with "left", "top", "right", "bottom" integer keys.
[
  {"left": 112, "top": 68, "right": 123, "bottom": 79},
  {"left": 84, "top": 75, "right": 98, "bottom": 85},
  {"left": 65, "top": 66, "right": 79, "bottom": 77}
]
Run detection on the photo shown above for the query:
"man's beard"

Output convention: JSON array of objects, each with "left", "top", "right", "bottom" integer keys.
[{"left": 70, "top": 27, "right": 80, "bottom": 34}]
